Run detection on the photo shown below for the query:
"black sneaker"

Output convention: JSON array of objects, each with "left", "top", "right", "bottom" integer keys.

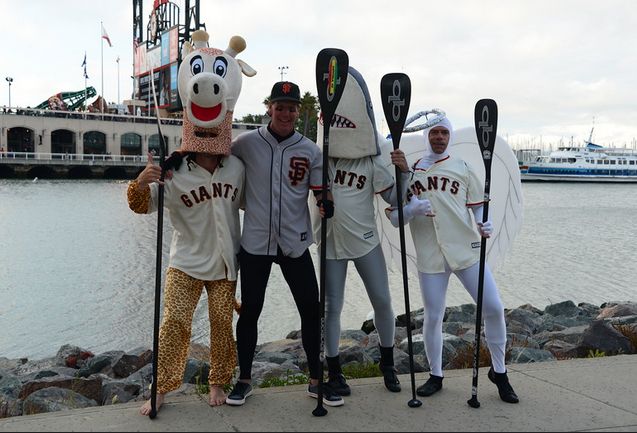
[
  {"left": 327, "top": 373, "right": 351, "bottom": 396},
  {"left": 226, "top": 382, "right": 253, "bottom": 406},
  {"left": 488, "top": 367, "right": 519, "bottom": 404},
  {"left": 416, "top": 374, "right": 443, "bottom": 397},
  {"left": 380, "top": 366, "right": 401, "bottom": 393},
  {"left": 307, "top": 383, "right": 344, "bottom": 407}
]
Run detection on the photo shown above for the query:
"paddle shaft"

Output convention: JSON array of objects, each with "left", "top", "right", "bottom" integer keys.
[
  {"left": 380, "top": 73, "right": 420, "bottom": 407},
  {"left": 149, "top": 76, "right": 167, "bottom": 419},
  {"left": 313, "top": 48, "right": 349, "bottom": 417},
  {"left": 468, "top": 99, "right": 497, "bottom": 409}
]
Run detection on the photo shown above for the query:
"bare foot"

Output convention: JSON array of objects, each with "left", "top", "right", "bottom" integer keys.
[
  {"left": 209, "top": 385, "right": 226, "bottom": 406},
  {"left": 139, "top": 393, "right": 165, "bottom": 416}
]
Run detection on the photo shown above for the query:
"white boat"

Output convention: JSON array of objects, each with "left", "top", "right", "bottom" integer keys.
[{"left": 520, "top": 142, "right": 637, "bottom": 182}]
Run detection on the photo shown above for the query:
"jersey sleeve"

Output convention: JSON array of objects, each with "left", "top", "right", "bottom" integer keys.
[
  {"left": 371, "top": 155, "right": 395, "bottom": 194},
  {"left": 309, "top": 143, "right": 324, "bottom": 191},
  {"left": 465, "top": 161, "right": 484, "bottom": 206}
]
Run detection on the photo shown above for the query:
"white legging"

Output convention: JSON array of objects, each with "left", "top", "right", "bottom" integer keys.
[{"left": 419, "top": 261, "right": 507, "bottom": 377}]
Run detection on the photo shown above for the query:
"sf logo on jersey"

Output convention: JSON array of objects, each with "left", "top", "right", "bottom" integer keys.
[{"left": 289, "top": 157, "right": 309, "bottom": 186}]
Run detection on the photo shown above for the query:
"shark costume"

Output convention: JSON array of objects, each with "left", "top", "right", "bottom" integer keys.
[
  {"left": 313, "top": 67, "right": 406, "bottom": 395},
  {"left": 127, "top": 30, "right": 255, "bottom": 407}
]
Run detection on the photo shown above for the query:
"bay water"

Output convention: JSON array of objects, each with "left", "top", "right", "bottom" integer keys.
[{"left": 0, "top": 179, "right": 635, "bottom": 359}]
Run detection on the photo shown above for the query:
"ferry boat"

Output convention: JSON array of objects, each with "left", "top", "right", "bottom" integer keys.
[{"left": 520, "top": 142, "right": 637, "bottom": 182}]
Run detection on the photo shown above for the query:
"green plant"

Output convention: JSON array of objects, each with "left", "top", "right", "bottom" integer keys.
[
  {"left": 342, "top": 362, "right": 382, "bottom": 379},
  {"left": 194, "top": 374, "right": 209, "bottom": 395},
  {"left": 586, "top": 349, "right": 606, "bottom": 358},
  {"left": 259, "top": 371, "right": 309, "bottom": 388}
]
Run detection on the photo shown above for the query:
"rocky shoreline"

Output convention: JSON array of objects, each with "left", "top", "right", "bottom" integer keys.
[{"left": 1, "top": 300, "right": 636, "bottom": 418}]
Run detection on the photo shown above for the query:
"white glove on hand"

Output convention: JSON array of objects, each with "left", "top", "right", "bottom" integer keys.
[
  {"left": 406, "top": 196, "right": 434, "bottom": 218},
  {"left": 477, "top": 220, "right": 493, "bottom": 238}
]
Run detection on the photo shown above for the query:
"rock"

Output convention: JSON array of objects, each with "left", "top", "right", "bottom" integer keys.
[
  {"left": 597, "top": 302, "right": 637, "bottom": 319},
  {"left": 101, "top": 381, "right": 141, "bottom": 405},
  {"left": 0, "top": 370, "right": 23, "bottom": 418},
  {"left": 19, "top": 375, "right": 103, "bottom": 403},
  {"left": 187, "top": 343, "right": 210, "bottom": 361},
  {"left": 575, "top": 320, "right": 633, "bottom": 357},
  {"left": 508, "top": 347, "right": 556, "bottom": 363},
  {"left": 542, "top": 340, "right": 578, "bottom": 359},
  {"left": 21, "top": 387, "right": 97, "bottom": 415},
  {"left": 182, "top": 359, "right": 210, "bottom": 385},
  {"left": 445, "top": 304, "right": 476, "bottom": 323},
  {"left": 544, "top": 300, "right": 580, "bottom": 317}
]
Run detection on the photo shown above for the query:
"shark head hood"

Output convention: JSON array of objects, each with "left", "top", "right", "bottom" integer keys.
[{"left": 317, "top": 66, "right": 380, "bottom": 158}]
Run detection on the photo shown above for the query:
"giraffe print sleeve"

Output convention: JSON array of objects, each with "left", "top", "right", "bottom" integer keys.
[{"left": 127, "top": 180, "right": 151, "bottom": 214}]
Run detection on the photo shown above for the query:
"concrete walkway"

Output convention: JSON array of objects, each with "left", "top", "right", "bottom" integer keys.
[{"left": 1, "top": 355, "right": 636, "bottom": 432}]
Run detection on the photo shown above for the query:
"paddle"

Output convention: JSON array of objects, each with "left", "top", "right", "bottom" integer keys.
[
  {"left": 380, "top": 73, "right": 421, "bottom": 409},
  {"left": 148, "top": 74, "right": 167, "bottom": 420},
  {"left": 314, "top": 48, "right": 349, "bottom": 417},
  {"left": 467, "top": 98, "right": 498, "bottom": 409}
]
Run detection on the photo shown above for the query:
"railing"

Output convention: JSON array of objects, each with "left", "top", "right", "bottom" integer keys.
[
  {"left": 1, "top": 106, "right": 266, "bottom": 130},
  {"left": 0, "top": 152, "right": 150, "bottom": 166},
  {"left": 1, "top": 106, "right": 183, "bottom": 125}
]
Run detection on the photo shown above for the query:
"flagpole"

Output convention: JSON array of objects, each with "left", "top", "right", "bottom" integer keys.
[
  {"left": 84, "top": 52, "right": 87, "bottom": 113},
  {"left": 101, "top": 21, "right": 104, "bottom": 114},
  {"left": 117, "top": 56, "right": 120, "bottom": 105}
]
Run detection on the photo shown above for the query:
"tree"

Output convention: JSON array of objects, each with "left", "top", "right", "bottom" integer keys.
[
  {"left": 236, "top": 113, "right": 266, "bottom": 125},
  {"left": 297, "top": 92, "right": 319, "bottom": 142}
]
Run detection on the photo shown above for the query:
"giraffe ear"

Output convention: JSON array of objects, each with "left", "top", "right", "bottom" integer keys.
[
  {"left": 182, "top": 41, "right": 193, "bottom": 57},
  {"left": 237, "top": 59, "right": 257, "bottom": 77}
]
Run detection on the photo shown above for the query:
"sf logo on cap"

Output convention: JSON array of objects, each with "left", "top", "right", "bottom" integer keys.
[{"left": 282, "top": 82, "right": 293, "bottom": 94}]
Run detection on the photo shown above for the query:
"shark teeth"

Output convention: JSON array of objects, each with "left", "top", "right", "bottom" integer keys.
[{"left": 330, "top": 114, "right": 355, "bottom": 128}]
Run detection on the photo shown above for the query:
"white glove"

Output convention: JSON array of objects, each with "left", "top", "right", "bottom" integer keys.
[
  {"left": 387, "top": 196, "right": 434, "bottom": 227},
  {"left": 405, "top": 196, "right": 434, "bottom": 218},
  {"left": 477, "top": 220, "right": 493, "bottom": 238}
]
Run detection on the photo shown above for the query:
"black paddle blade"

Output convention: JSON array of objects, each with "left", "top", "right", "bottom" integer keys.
[
  {"left": 380, "top": 73, "right": 411, "bottom": 150},
  {"left": 474, "top": 99, "right": 498, "bottom": 178},
  {"left": 315, "top": 48, "right": 349, "bottom": 130}
]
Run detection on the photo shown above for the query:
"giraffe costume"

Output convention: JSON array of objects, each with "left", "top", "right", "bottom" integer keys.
[{"left": 127, "top": 29, "right": 256, "bottom": 398}]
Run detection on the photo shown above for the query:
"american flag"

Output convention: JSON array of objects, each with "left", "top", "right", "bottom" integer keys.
[{"left": 101, "top": 23, "right": 112, "bottom": 47}]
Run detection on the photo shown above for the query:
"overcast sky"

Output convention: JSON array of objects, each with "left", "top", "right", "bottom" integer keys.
[{"left": 2, "top": 0, "right": 636, "bottom": 149}]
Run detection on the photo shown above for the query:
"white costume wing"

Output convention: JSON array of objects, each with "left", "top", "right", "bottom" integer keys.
[{"left": 375, "top": 127, "right": 524, "bottom": 276}]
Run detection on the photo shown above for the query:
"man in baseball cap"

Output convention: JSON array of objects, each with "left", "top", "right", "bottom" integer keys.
[{"left": 227, "top": 80, "right": 342, "bottom": 408}]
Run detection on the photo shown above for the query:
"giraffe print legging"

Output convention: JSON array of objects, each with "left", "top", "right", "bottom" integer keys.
[{"left": 156, "top": 267, "right": 237, "bottom": 393}]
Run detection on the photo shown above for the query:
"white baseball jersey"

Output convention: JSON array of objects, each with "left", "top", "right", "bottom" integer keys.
[
  {"left": 316, "top": 155, "right": 394, "bottom": 259},
  {"left": 231, "top": 126, "right": 323, "bottom": 258},
  {"left": 407, "top": 156, "right": 484, "bottom": 273},
  {"left": 147, "top": 155, "right": 244, "bottom": 281}
]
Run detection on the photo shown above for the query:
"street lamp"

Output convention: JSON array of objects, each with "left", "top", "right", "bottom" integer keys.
[
  {"left": 5, "top": 77, "right": 13, "bottom": 108},
  {"left": 278, "top": 66, "right": 289, "bottom": 82}
]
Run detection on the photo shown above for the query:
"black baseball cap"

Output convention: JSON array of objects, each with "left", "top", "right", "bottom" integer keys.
[{"left": 269, "top": 81, "right": 301, "bottom": 104}]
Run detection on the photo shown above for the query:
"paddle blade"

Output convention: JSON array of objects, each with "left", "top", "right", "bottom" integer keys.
[
  {"left": 315, "top": 48, "right": 349, "bottom": 130},
  {"left": 474, "top": 98, "right": 498, "bottom": 177},
  {"left": 380, "top": 73, "right": 411, "bottom": 149}
]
